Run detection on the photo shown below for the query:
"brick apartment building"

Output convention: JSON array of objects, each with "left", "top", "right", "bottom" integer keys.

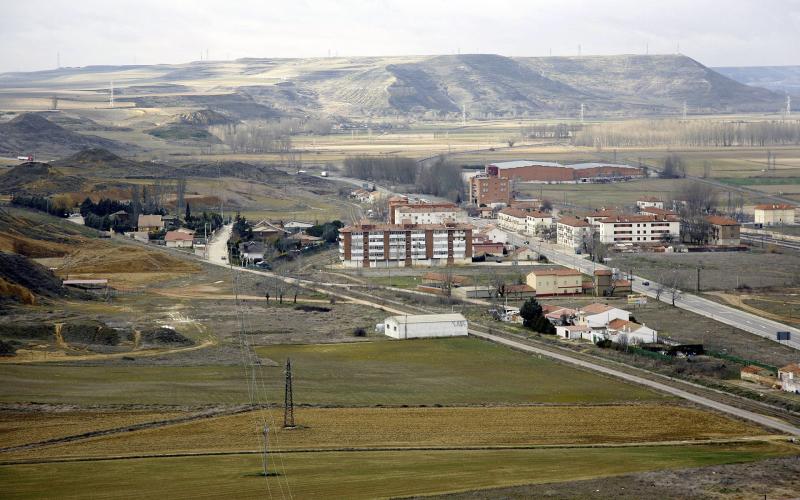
[
  {"left": 338, "top": 222, "right": 473, "bottom": 268},
  {"left": 469, "top": 173, "right": 511, "bottom": 206}
]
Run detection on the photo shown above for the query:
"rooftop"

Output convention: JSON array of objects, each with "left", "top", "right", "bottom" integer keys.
[
  {"left": 705, "top": 215, "right": 741, "bottom": 226},
  {"left": 340, "top": 222, "right": 473, "bottom": 233},
  {"left": 639, "top": 207, "right": 678, "bottom": 217},
  {"left": 530, "top": 266, "right": 582, "bottom": 277},
  {"left": 755, "top": 204, "right": 796, "bottom": 211},
  {"left": 780, "top": 363, "right": 800, "bottom": 375},
  {"left": 607, "top": 318, "right": 641, "bottom": 331},
  {"left": 557, "top": 216, "right": 591, "bottom": 227},
  {"left": 581, "top": 303, "right": 620, "bottom": 315},
  {"left": 165, "top": 231, "right": 193, "bottom": 241},
  {"left": 488, "top": 160, "right": 639, "bottom": 171},
  {"left": 386, "top": 313, "right": 467, "bottom": 325},
  {"left": 397, "top": 205, "right": 459, "bottom": 213},
  {"left": 498, "top": 207, "right": 530, "bottom": 219},
  {"left": 599, "top": 214, "right": 679, "bottom": 223}
]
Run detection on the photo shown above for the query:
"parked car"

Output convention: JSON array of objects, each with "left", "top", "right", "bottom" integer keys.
[{"left": 642, "top": 281, "right": 650, "bottom": 286}]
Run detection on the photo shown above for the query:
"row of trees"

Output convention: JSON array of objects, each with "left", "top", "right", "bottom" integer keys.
[
  {"left": 573, "top": 119, "right": 800, "bottom": 148},
  {"left": 344, "top": 156, "right": 465, "bottom": 202},
  {"left": 11, "top": 195, "right": 70, "bottom": 218},
  {"left": 210, "top": 122, "right": 293, "bottom": 153}
]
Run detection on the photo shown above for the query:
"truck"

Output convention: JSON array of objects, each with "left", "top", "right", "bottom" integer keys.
[
  {"left": 320, "top": 171, "right": 328, "bottom": 177},
  {"left": 17, "top": 155, "right": 33, "bottom": 161}
]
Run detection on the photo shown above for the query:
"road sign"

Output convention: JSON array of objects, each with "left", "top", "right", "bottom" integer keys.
[
  {"left": 627, "top": 294, "right": 647, "bottom": 306},
  {"left": 777, "top": 331, "right": 791, "bottom": 341}
]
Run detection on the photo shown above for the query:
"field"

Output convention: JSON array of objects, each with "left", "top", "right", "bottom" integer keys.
[{"left": 2, "top": 442, "right": 796, "bottom": 500}]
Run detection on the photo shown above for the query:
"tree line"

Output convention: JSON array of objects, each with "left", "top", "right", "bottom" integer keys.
[
  {"left": 343, "top": 156, "right": 465, "bottom": 202},
  {"left": 573, "top": 119, "right": 800, "bottom": 148}
]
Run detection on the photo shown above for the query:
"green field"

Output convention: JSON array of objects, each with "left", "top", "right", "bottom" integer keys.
[
  {"left": 0, "top": 338, "right": 663, "bottom": 406},
  {"left": 2, "top": 442, "right": 795, "bottom": 499},
  {"left": 254, "top": 338, "right": 664, "bottom": 405}
]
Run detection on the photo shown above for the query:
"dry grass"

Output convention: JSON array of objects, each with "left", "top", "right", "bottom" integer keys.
[
  {"left": 0, "top": 410, "right": 184, "bottom": 449},
  {"left": 1, "top": 405, "right": 766, "bottom": 462}
]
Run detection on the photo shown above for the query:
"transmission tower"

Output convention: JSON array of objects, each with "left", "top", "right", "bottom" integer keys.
[
  {"left": 284, "top": 358, "right": 295, "bottom": 428},
  {"left": 462, "top": 103, "right": 466, "bottom": 126},
  {"left": 579, "top": 103, "right": 584, "bottom": 123},
  {"left": 787, "top": 95, "right": 792, "bottom": 117},
  {"left": 682, "top": 101, "right": 687, "bottom": 120},
  {"left": 109, "top": 81, "right": 114, "bottom": 108}
]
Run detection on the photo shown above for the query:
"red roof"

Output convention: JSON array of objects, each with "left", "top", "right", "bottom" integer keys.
[
  {"left": 755, "top": 204, "right": 795, "bottom": 210},
  {"left": 705, "top": 215, "right": 740, "bottom": 226},
  {"left": 531, "top": 266, "right": 582, "bottom": 277},
  {"left": 557, "top": 216, "right": 590, "bottom": 227},
  {"left": 780, "top": 363, "right": 800, "bottom": 375},
  {"left": 499, "top": 208, "right": 530, "bottom": 219},
  {"left": 165, "top": 231, "right": 193, "bottom": 241}
]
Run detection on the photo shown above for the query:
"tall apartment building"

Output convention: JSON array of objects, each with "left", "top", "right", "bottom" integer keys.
[
  {"left": 469, "top": 173, "right": 511, "bottom": 206},
  {"left": 338, "top": 222, "right": 473, "bottom": 268},
  {"left": 556, "top": 217, "right": 592, "bottom": 251},
  {"left": 596, "top": 215, "right": 680, "bottom": 244}
]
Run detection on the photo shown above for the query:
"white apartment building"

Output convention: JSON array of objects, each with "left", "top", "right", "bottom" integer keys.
[
  {"left": 556, "top": 217, "right": 592, "bottom": 251},
  {"left": 525, "top": 211, "right": 553, "bottom": 236},
  {"left": 339, "top": 222, "right": 473, "bottom": 268},
  {"left": 596, "top": 215, "right": 680, "bottom": 244},
  {"left": 497, "top": 208, "right": 528, "bottom": 233},
  {"left": 636, "top": 198, "right": 664, "bottom": 210},
  {"left": 395, "top": 205, "right": 466, "bottom": 225}
]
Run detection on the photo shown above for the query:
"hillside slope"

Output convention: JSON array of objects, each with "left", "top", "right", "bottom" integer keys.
[
  {"left": 0, "top": 162, "right": 85, "bottom": 195},
  {"left": 714, "top": 65, "right": 800, "bottom": 97},
  {"left": 0, "top": 54, "right": 784, "bottom": 119},
  {"left": 0, "top": 114, "right": 134, "bottom": 157}
]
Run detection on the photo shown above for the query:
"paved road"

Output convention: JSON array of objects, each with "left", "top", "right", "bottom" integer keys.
[
  {"left": 207, "top": 223, "right": 232, "bottom": 265},
  {"left": 469, "top": 328, "right": 800, "bottom": 436},
  {"left": 472, "top": 218, "right": 800, "bottom": 351}
]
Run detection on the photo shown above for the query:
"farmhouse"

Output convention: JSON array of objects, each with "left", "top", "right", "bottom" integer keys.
[
  {"left": 556, "top": 217, "right": 592, "bottom": 251},
  {"left": 486, "top": 160, "right": 643, "bottom": 184},
  {"left": 137, "top": 214, "right": 164, "bottom": 232},
  {"left": 606, "top": 319, "right": 657, "bottom": 344},
  {"left": 383, "top": 313, "right": 468, "bottom": 339},
  {"left": 555, "top": 324, "right": 591, "bottom": 340},
  {"left": 338, "top": 222, "right": 473, "bottom": 268},
  {"left": 778, "top": 363, "right": 800, "bottom": 394},
  {"left": 526, "top": 266, "right": 583, "bottom": 296},
  {"left": 239, "top": 241, "right": 266, "bottom": 264},
  {"left": 754, "top": 204, "right": 796, "bottom": 226},
  {"left": 704, "top": 216, "right": 741, "bottom": 246},
  {"left": 164, "top": 230, "right": 194, "bottom": 248},
  {"left": 576, "top": 303, "right": 630, "bottom": 329}
]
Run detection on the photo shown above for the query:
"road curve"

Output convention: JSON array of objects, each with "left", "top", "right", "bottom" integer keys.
[{"left": 469, "top": 328, "right": 800, "bottom": 436}]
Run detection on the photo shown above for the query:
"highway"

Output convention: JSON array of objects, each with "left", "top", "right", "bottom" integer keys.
[{"left": 471, "top": 218, "right": 800, "bottom": 351}]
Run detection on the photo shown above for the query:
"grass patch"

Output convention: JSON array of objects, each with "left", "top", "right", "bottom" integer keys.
[{"left": 1, "top": 442, "right": 795, "bottom": 499}]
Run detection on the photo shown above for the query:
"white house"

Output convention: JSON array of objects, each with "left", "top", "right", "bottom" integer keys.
[
  {"left": 165, "top": 230, "right": 194, "bottom": 248},
  {"left": 383, "top": 313, "right": 468, "bottom": 339},
  {"left": 555, "top": 324, "right": 591, "bottom": 340},
  {"left": 525, "top": 211, "right": 553, "bottom": 236},
  {"left": 778, "top": 364, "right": 800, "bottom": 394},
  {"left": 606, "top": 319, "right": 658, "bottom": 344},
  {"left": 576, "top": 303, "right": 630, "bottom": 330}
]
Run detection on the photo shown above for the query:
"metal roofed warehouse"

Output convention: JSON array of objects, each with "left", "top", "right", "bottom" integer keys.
[
  {"left": 383, "top": 313, "right": 468, "bottom": 339},
  {"left": 486, "top": 160, "right": 643, "bottom": 183}
]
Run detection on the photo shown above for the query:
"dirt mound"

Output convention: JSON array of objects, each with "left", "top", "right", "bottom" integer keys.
[
  {"left": 182, "top": 161, "right": 288, "bottom": 182},
  {"left": 173, "top": 109, "right": 236, "bottom": 126},
  {"left": 61, "top": 321, "right": 121, "bottom": 346},
  {"left": 0, "top": 252, "right": 67, "bottom": 301},
  {"left": 137, "top": 327, "right": 193, "bottom": 346},
  {"left": 51, "top": 148, "right": 170, "bottom": 178},
  {"left": 0, "top": 114, "right": 134, "bottom": 157},
  {"left": 0, "top": 208, "right": 94, "bottom": 257},
  {"left": 0, "top": 162, "right": 85, "bottom": 195}
]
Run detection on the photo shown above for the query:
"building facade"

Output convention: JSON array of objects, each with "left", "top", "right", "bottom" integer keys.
[
  {"left": 338, "top": 222, "right": 473, "bottom": 268},
  {"left": 596, "top": 215, "right": 680, "bottom": 244},
  {"left": 778, "top": 364, "right": 800, "bottom": 394},
  {"left": 497, "top": 208, "right": 528, "bottom": 233},
  {"left": 383, "top": 313, "right": 468, "bottom": 339},
  {"left": 556, "top": 217, "right": 592, "bottom": 251},
  {"left": 704, "top": 216, "right": 741, "bottom": 246},
  {"left": 754, "top": 204, "right": 796, "bottom": 226},
  {"left": 487, "top": 161, "right": 643, "bottom": 184},
  {"left": 469, "top": 173, "right": 511, "bottom": 206},
  {"left": 525, "top": 212, "right": 553, "bottom": 236},
  {"left": 395, "top": 205, "right": 465, "bottom": 225},
  {"left": 526, "top": 267, "right": 583, "bottom": 295}
]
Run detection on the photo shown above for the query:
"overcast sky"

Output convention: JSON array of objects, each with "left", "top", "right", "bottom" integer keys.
[{"left": 1, "top": 0, "right": 798, "bottom": 73}]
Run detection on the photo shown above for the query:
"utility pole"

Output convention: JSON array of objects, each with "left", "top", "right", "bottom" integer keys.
[
  {"left": 109, "top": 81, "right": 114, "bottom": 108},
  {"left": 284, "top": 358, "right": 295, "bottom": 428},
  {"left": 787, "top": 95, "right": 792, "bottom": 118},
  {"left": 696, "top": 266, "right": 701, "bottom": 292},
  {"left": 462, "top": 104, "right": 466, "bottom": 126},
  {"left": 580, "top": 103, "right": 584, "bottom": 124}
]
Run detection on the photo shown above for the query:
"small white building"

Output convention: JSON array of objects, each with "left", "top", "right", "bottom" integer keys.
[
  {"left": 778, "top": 364, "right": 800, "bottom": 394},
  {"left": 577, "top": 303, "right": 631, "bottom": 330},
  {"left": 606, "top": 319, "right": 658, "bottom": 344},
  {"left": 555, "top": 324, "right": 591, "bottom": 340},
  {"left": 497, "top": 208, "right": 528, "bottom": 233},
  {"left": 636, "top": 198, "right": 664, "bottom": 210},
  {"left": 754, "top": 204, "right": 796, "bottom": 226},
  {"left": 383, "top": 313, "right": 468, "bottom": 339}
]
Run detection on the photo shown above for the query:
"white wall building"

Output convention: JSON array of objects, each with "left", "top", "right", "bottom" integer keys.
[
  {"left": 497, "top": 208, "right": 528, "bottom": 233},
  {"left": 383, "top": 313, "right": 468, "bottom": 339},
  {"left": 556, "top": 217, "right": 592, "bottom": 251},
  {"left": 606, "top": 319, "right": 658, "bottom": 344},
  {"left": 636, "top": 198, "right": 664, "bottom": 210},
  {"left": 525, "top": 212, "right": 553, "bottom": 236},
  {"left": 754, "top": 204, "right": 796, "bottom": 226},
  {"left": 596, "top": 215, "right": 680, "bottom": 244},
  {"left": 395, "top": 205, "right": 466, "bottom": 225},
  {"left": 779, "top": 364, "right": 800, "bottom": 394}
]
